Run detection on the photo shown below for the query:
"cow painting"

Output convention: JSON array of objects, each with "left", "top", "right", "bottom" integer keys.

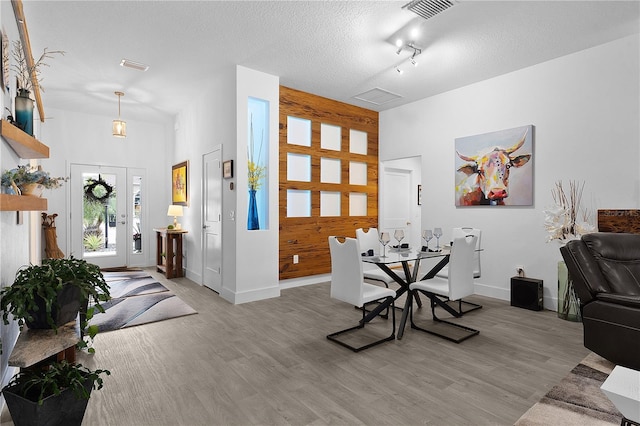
[{"left": 455, "top": 125, "right": 533, "bottom": 206}]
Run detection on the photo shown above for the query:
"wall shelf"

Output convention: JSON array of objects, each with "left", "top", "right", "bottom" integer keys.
[
  {"left": 0, "top": 194, "right": 47, "bottom": 211},
  {"left": 1, "top": 119, "right": 49, "bottom": 159}
]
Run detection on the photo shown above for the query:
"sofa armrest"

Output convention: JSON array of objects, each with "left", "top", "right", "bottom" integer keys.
[{"left": 595, "top": 293, "right": 640, "bottom": 309}]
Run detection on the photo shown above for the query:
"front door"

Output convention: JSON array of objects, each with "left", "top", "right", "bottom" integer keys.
[
  {"left": 70, "top": 164, "right": 127, "bottom": 268},
  {"left": 202, "top": 148, "right": 222, "bottom": 292}
]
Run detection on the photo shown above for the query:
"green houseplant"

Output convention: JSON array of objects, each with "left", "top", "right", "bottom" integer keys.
[
  {"left": 0, "top": 257, "right": 111, "bottom": 351},
  {"left": 2, "top": 360, "right": 110, "bottom": 426}
]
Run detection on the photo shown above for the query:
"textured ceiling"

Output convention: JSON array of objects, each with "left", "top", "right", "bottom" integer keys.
[{"left": 16, "top": 0, "right": 640, "bottom": 123}]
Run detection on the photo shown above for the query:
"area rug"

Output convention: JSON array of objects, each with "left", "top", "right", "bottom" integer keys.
[
  {"left": 91, "top": 271, "right": 197, "bottom": 332},
  {"left": 515, "top": 352, "right": 622, "bottom": 425}
]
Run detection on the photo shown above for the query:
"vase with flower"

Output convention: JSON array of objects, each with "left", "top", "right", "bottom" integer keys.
[
  {"left": 11, "top": 40, "right": 64, "bottom": 135},
  {"left": 543, "top": 180, "right": 596, "bottom": 321},
  {"left": 247, "top": 115, "right": 266, "bottom": 230}
]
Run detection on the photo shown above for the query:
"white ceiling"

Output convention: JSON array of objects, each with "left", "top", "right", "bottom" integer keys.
[{"left": 17, "top": 0, "right": 640, "bottom": 123}]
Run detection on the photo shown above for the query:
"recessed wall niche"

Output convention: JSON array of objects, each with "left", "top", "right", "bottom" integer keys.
[
  {"left": 349, "top": 192, "right": 368, "bottom": 216},
  {"left": 248, "top": 97, "right": 269, "bottom": 230},
  {"left": 349, "top": 161, "right": 367, "bottom": 186},
  {"left": 287, "top": 116, "right": 311, "bottom": 147},
  {"left": 321, "top": 123, "right": 341, "bottom": 151},
  {"left": 320, "top": 157, "right": 341, "bottom": 184},
  {"left": 350, "top": 129, "right": 368, "bottom": 155},
  {"left": 287, "top": 153, "right": 311, "bottom": 182}
]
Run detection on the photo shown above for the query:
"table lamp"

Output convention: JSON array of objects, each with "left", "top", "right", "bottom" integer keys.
[{"left": 167, "top": 205, "right": 183, "bottom": 229}]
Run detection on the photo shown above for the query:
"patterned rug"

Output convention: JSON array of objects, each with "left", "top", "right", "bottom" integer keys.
[
  {"left": 91, "top": 271, "right": 197, "bottom": 332},
  {"left": 515, "top": 352, "right": 622, "bottom": 425}
]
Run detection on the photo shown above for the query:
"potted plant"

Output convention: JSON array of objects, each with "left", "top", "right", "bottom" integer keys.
[
  {"left": 2, "top": 360, "right": 110, "bottom": 426},
  {"left": 0, "top": 257, "right": 111, "bottom": 348},
  {"left": 12, "top": 40, "right": 64, "bottom": 135},
  {"left": 1, "top": 164, "right": 67, "bottom": 197}
]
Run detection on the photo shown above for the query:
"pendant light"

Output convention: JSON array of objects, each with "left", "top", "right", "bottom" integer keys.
[{"left": 112, "top": 91, "right": 126, "bottom": 138}]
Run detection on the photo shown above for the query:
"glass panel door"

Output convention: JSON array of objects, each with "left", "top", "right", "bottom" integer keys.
[{"left": 70, "top": 164, "right": 127, "bottom": 269}]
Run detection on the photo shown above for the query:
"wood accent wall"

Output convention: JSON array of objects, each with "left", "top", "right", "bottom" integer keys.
[
  {"left": 598, "top": 209, "right": 640, "bottom": 234},
  {"left": 279, "top": 86, "right": 379, "bottom": 280}
]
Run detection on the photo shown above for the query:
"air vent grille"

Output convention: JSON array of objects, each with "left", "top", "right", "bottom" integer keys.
[
  {"left": 120, "top": 59, "right": 149, "bottom": 72},
  {"left": 353, "top": 88, "right": 402, "bottom": 106},
  {"left": 402, "top": 0, "right": 456, "bottom": 20}
]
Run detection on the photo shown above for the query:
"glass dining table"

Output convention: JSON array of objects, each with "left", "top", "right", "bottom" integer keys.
[{"left": 361, "top": 247, "right": 452, "bottom": 339}]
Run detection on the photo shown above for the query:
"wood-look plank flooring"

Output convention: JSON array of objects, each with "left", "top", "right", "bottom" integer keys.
[{"left": 1, "top": 270, "right": 589, "bottom": 425}]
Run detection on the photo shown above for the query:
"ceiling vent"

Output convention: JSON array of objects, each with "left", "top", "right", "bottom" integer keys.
[
  {"left": 353, "top": 88, "right": 403, "bottom": 105},
  {"left": 120, "top": 59, "right": 149, "bottom": 72},
  {"left": 402, "top": 0, "right": 457, "bottom": 20}
]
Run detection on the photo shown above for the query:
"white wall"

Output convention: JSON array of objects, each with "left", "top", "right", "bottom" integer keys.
[
  {"left": 174, "top": 66, "right": 236, "bottom": 286},
  {"left": 0, "top": 0, "right": 38, "bottom": 390},
  {"left": 380, "top": 35, "right": 640, "bottom": 308},
  {"left": 173, "top": 65, "right": 279, "bottom": 304},
  {"left": 231, "top": 66, "right": 280, "bottom": 303},
  {"left": 40, "top": 108, "right": 173, "bottom": 267}
]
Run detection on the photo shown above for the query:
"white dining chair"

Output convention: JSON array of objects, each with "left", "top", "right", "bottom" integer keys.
[
  {"left": 408, "top": 235, "right": 479, "bottom": 343},
  {"left": 326, "top": 236, "right": 397, "bottom": 352},
  {"left": 355, "top": 228, "right": 397, "bottom": 288},
  {"left": 435, "top": 227, "right": 482, "bottom": 315}
]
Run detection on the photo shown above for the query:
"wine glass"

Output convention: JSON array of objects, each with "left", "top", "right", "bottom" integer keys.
[
  {"left": 433, "top": 227, "right": 443, "bottom": 251},
  {"left": 394, "top": 229, "right": 405, "bottom": 247},
  {"left": 422, "top": 229, "right": 433, "bottom": 251},
  {"left": 379, "top": 231, "right": 390, "bottom": 257}
]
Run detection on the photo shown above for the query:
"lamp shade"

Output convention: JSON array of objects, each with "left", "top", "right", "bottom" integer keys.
[
  {"left": 167, "top": 205, "right": 183, "bottom": 217},
  {"left": 112, "top": 119, "right": 126, "bottom": 137}
]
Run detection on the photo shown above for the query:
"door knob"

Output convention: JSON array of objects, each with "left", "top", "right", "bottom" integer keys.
[{"left": 406, "top": 221, "right": 411, "bottom": 225}]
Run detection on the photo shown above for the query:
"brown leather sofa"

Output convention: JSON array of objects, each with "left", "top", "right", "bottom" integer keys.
[{"left": 560, "top": 232, "right": 640, "bottom": 370}]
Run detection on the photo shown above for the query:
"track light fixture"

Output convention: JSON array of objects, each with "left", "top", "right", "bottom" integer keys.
[
  {"left": 410, "top": 51, "right": 418, "bottom": 67},
  {"left": 394, "top": 41, "right": 422, "bottom": 69}
]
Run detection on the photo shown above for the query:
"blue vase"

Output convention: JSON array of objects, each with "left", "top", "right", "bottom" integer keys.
[
  {"left": 248, "top": 189, "right": 260, "bottom": 230},
  {"left": 15, "top": 91, "right": 34, "bottom": 136}
]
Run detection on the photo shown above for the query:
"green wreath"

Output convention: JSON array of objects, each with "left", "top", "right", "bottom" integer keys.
[{"left": 84, "top": 177, "right": 114, "bottom": 204}]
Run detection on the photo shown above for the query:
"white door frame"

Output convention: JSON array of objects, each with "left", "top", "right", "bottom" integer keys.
[
  {"left": 69, "top": 163, "right": 147, "bottom": 268},
  {"left": 379, "top": 156, "right": 422, "bottom": 250}
]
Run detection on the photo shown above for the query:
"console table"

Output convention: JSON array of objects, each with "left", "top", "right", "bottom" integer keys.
[{"left": 154, "top": 228, "right": 188, "bottom": 278}]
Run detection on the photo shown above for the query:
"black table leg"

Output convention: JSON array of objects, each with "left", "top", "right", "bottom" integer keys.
[{"left": 397, "top": 290, "right": 413, "bottom": 340}]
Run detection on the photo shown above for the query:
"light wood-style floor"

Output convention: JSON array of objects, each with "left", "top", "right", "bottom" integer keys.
[{"left": 2, "top": 269, "right": 589, "bottom": 425}]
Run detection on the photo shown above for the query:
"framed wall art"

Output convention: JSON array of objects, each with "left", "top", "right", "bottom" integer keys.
[
  {"left": 171, "top": 161, "right": 189, "bottom": 206},
  {"left": 455, "top": 124, "right": 533, "bottom": 207}
]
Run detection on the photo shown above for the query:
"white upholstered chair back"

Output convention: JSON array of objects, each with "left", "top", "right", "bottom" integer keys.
[
  {"left": 447, "top": 235, "right": 477, "bottom": 301},
  {"left": 355, "top": 227, "right": 380, "bottom": 255},
  {"left": 328, "top": 236, "right": 365, "bottom": 307},
  {"left": 452, "top": 227, "right": 482, "bottom": 278}
]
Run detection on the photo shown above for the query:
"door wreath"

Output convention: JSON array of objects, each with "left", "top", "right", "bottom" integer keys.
[{"left": 84, "top": 176, "right": 114, "bottom": 204}]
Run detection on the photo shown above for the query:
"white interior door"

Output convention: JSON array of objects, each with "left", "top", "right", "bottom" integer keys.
[
  {"left": 381, "top": 167, "right": 415, "bottom": 248},
  {"left": 202, "top": 148, "right": 222, "bottom": 293},
  {"left": 70, "top": 164, "right": 127, "bottom": 268}
]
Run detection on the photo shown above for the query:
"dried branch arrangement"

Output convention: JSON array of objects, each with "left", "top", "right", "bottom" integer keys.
[{"left": 11, "top": 40, "right": 64, "bottom": 93}]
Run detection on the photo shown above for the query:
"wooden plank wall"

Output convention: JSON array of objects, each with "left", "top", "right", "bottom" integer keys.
[
  {"left": 598, "top": 209, "right": 640, "bottom": 234},
  {"left": 279, "top": 86, "right": 379, "bottom": 280}
]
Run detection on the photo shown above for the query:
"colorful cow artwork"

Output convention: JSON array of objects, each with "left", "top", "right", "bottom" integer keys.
[{"left": 455, "top": 125, "right": 533, "bottom": 206}]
